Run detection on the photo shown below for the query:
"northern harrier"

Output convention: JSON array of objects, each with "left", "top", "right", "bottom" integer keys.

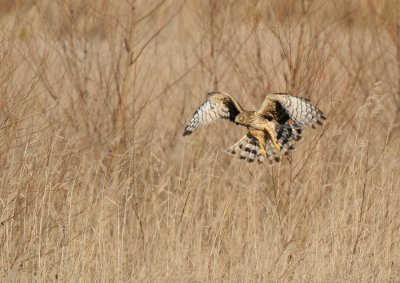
[{"left": 183, "top": 92, "right": 325, "bottom": 163}]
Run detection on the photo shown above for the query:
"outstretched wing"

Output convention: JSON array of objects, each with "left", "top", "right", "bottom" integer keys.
[
  {"left": 183, "top": 92, "right": 243, "bottom": 136},
  {"left": 225, "top": 124, "right": 303, "bottom": 164},
  {"left": 257, "top": 93, "right": 326, "bottom": 128}
]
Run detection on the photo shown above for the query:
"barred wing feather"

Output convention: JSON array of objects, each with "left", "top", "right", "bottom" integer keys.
[
  {"left": 183, "top": 92, "right": 243, "bottom": 136},
  {"left": 258, "top": 93, "right": 326, "bottom": 128}
]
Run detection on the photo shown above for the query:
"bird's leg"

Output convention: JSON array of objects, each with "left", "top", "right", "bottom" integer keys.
[
  {"left": 250, "top": 130, "right": 267, "bottom": 156},
  {"left": 263, "top": 123, "right": 281, "bottom": 152}
]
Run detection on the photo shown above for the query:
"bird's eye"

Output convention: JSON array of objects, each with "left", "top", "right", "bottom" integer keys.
[{"left": 266, "top": 115, "right": 273, "bottom": 121}]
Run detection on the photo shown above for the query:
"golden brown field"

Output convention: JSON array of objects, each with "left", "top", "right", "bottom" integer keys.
[{"left": 1, "top": 0, "right": 399, "bottom": 281}]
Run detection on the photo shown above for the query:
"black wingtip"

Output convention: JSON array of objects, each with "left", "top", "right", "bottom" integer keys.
[
  {"left": 183, "top": 130, "right": 192, "bottom": 136},
  {"left": 206, "top": 91, "right": 219, "bottom": 97}
]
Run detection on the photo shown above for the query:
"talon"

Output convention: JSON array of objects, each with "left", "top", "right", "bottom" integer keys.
[
  {"left": 271, "top": 139, "right": 281, "bottom": 152},
  {"left": 261, "top": 148, "right": 267, "bottom": 156}
]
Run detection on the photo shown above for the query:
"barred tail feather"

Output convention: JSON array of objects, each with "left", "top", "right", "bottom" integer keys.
[
  {"left": 265, "top": 139, "right": 281, "bottom": 163},
  {"left": 225, "top": 134, "right": 280, "bottom": 164},
  {"left": 225, "top": 124, "right": 302, "bottom": 164},
  {"left": 225, "top": 135, "right": 263, "bottom": 163},
  {"left": 276, "top": 123, "right": 303, "bottom": 155}
]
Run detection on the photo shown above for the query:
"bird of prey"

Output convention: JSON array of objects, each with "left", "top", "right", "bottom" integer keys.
[{"left": 183, "top": 91, "right": 326, "bottom": 164}]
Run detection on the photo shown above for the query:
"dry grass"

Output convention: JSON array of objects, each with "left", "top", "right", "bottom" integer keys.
[{"left": 0, "top": 0, "right": 400, "bottom": 281}]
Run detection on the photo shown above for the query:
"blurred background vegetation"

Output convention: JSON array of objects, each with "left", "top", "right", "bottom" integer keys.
[{"left": 0, "top": 0, "right": 399, "bottom": 281}]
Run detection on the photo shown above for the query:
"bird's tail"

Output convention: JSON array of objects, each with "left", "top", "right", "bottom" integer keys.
[
  {"left": 224, "top": 134, "right": 269, "bottom": 164},
  {"left": 225, "top": 124, "right": 302, "bottom": 164},
  {"left": 276, "top": 123, "right": 303, "bottom": 154}
]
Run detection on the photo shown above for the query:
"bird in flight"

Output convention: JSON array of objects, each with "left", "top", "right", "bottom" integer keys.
[{"left": 183, "top": 92, "right": 326, "bottom": 164}]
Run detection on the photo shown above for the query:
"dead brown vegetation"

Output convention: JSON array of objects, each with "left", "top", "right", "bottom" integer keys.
[{"left": 0, "top": 0, "right": 399, "bottom": 281}]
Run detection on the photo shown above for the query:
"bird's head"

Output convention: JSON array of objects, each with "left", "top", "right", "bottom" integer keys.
[{"left": 235, "top": 111, "right": 253, "bottom": 126}]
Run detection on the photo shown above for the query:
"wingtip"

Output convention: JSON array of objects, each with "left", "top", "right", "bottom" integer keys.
[
  {"left": 224, "top": 148, "right": 235, "bottom": 155},
  {"left": 182, "top": 130, "right": 192, "bottom": 136},
  {"left": 206, "top": 91, "right": 228, "bottom": 98}
]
